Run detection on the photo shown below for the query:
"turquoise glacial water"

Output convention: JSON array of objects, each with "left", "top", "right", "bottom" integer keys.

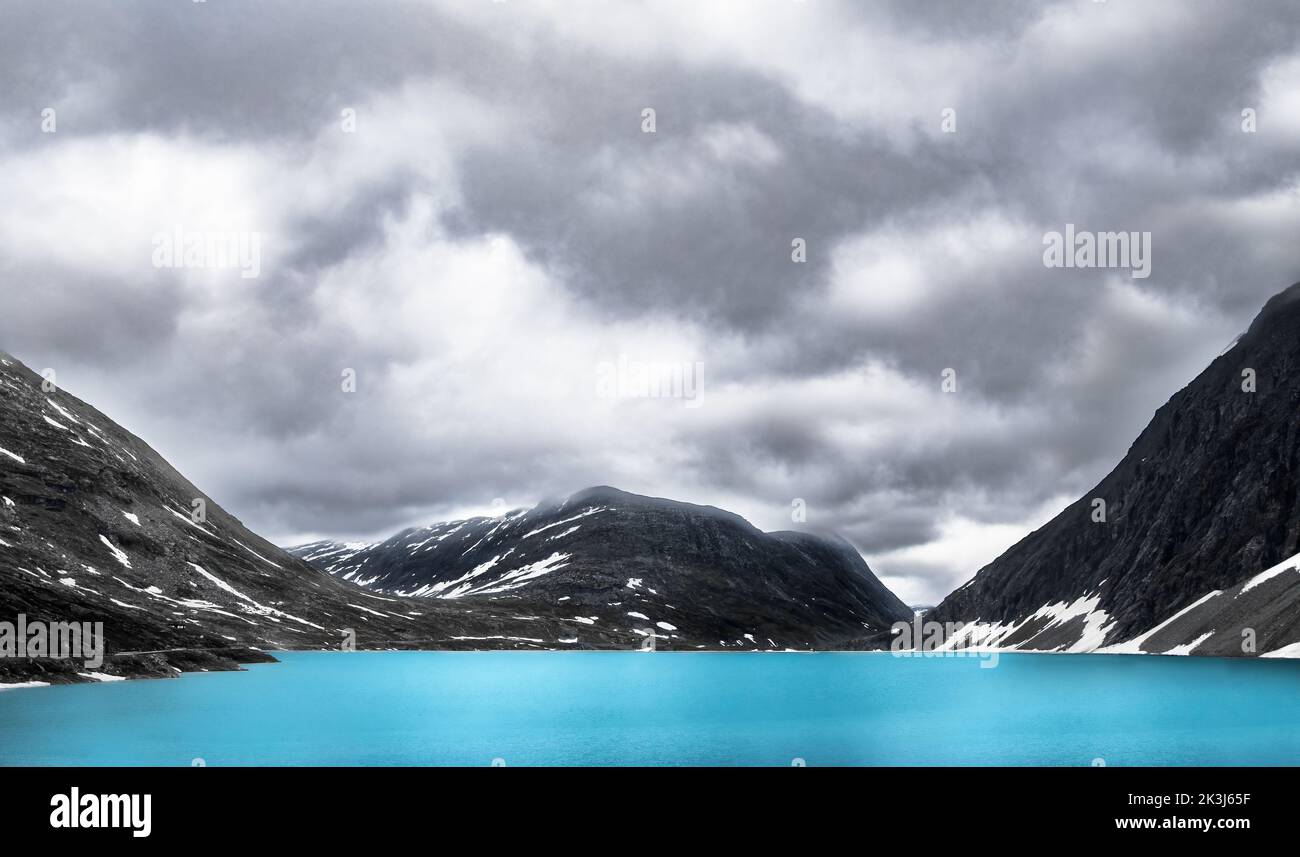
[{"left": 1, "top": 651, "right": 1298, "bottom": 766}]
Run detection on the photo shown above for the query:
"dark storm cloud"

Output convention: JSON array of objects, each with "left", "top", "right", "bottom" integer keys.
[
  {"left": 1, "top": 0, "right": 1298, "bottom": 603},
  {"left": 0, "top": 0, "right": 480, "bottom": 142},
  {"left": 0, "top": 264, "right": 185, "bottom": 366},
  {"left": 444, "top": 72, "right": 966, "bottom": 329}
]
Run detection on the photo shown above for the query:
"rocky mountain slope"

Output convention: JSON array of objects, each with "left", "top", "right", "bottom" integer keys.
[
  {"left": 1, "top": 351, "right": 911, "bottom": 685},
  {"left": 290, "top": 486, "right": 912, "bottom": 650},
  {"left": 0, "top": 354, "right": 647, "bottom": 686},
  {"left": 926, "top": 283, "right": 1300, "bottom": 658}
]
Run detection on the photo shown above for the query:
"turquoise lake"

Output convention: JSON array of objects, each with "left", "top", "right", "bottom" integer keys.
[{"left": 2, "top": 651, "right": 1298, "bottom": 766}]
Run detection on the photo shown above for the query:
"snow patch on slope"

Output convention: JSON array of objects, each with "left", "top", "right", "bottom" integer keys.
[
  {"left": 937, "top": 593, "right": 1116, "bottom": 653},
  {"left": 522, "top": 507, "right": 608, "bottom": 538},
  {"left": 1100, "top": 591, "right": 1222, "bottom": 655},
  {"left": 1261, "top": 641, "right": 1300, "bottom": 658},
  {"left": 444, "top": 552, "right": 574, "bottom": 598},
  {"left": 1240, "top": 552, "right": 1300, "bottom": 594},
  {"left": 46, "top": 398, "right": 81, "bottom": 424},
  {"left": 187, "top": 562, "right": 323, "bottom": 630},
  {"left": 1164, "top": 631, "right": 1216, "bottom": 656},
  {"left": 98, "top": 535, "right": 132, "bottom": 568}
]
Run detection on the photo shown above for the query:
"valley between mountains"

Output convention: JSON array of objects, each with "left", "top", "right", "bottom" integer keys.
[{"left": 4, "top": 283, "right": 1300, "bottom": 685}]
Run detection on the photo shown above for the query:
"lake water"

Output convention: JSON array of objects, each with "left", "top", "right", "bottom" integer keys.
[{"left": 2, "top": 651, "right": 1298, "bottom": 766}]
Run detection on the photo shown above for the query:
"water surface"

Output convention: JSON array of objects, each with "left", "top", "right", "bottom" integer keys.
[{"left": 2, "top": 651, "right": 1298, "bottom": 765}]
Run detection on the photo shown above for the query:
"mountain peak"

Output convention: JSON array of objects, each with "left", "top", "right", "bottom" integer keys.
[
  {"left": 291, "top": 485, "right": 910, "bottom": 646},
  {"left": 1245, "top": 280, "right": 1300, "bottom": 337},
  {"left": 926, "top": 281, "right": 1300, "bottom": 657}
]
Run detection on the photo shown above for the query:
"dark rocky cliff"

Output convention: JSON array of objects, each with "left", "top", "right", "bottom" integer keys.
[{"left": 926, "top": 283, "right": 1300, "bottom": 657}]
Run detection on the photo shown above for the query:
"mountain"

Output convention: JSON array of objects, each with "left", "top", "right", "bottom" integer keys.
[
  {"left": 0, "top": 351, "right": 910, "bottom": 685},
  {"left": 0, "top": 353, "right": 643, "bottom": 685},
  {"left": 925, "top": 283, "right": 1300, "bottom": 658},
  {"left": 289, "top": 486, "right": 911, "bottom": 649}
]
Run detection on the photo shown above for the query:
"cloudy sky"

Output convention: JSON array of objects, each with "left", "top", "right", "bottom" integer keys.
[{"left": 2, "top": 1, "right": 1298, "bottom": 604}]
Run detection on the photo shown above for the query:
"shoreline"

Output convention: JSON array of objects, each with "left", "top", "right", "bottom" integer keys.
[{"left": 3, "top": 644, "right": 1296, "bottom": 692}]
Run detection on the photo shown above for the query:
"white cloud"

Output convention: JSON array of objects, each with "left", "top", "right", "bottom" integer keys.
[
  {"left": 821, "top": 212, "right": 1036, "bottom": 324},
  {"left": 871, "top": 493, "right": 1075, "bottom": 606},
  {"left": 1257, "top": 56, "right": 1300, "bottom": 142}
]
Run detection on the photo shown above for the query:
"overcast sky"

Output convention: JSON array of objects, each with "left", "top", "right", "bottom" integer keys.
[{"left": 2, "top": 1, "right": 1298, "bottom": 604}]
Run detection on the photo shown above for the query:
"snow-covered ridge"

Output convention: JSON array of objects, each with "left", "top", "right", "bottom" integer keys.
[{"left": 292, "top": 503, "right": 612, "bottom": 600}]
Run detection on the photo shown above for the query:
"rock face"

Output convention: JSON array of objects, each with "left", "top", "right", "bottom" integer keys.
[
  {"left": 291, "top": 486, "right": 911, "bottom": 649},
  {"left": 926, "top": 283, "right": 1300, "bottom": 658}
]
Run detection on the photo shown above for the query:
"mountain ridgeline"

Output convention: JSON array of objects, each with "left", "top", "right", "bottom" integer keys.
[
  {"left": 0, "top": 357, "right": 710, "bottom": 684},
  {"left": 927, "top": 283, "right": 1300, "bottom": 658},
  {"left": 290, "top": 486, "right": 912, "bottom": 649},
  {"left": 0, "top": 350, "right": 910, "bottom": 684}
]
